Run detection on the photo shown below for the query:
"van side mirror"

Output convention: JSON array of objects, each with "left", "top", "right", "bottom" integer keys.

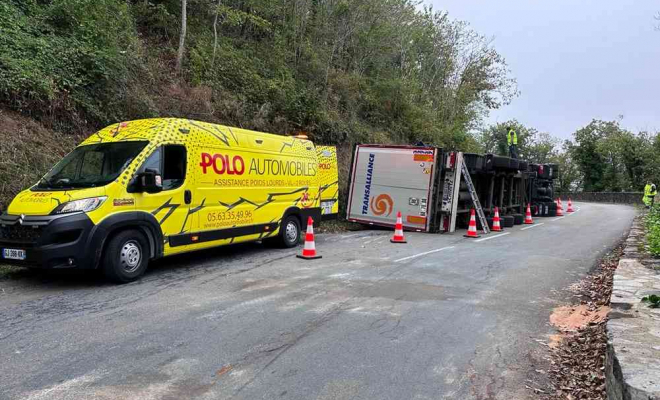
[{"left": 140, "top": 169, "right": 163, "bottom": 194}]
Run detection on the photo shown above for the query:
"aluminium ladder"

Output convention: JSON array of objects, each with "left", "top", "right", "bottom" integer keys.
[{"left": 460, "top": 157, "right": 490, "bottom": 234}]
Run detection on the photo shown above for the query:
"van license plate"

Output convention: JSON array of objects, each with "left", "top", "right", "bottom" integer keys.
[
  {"left": 3, "top": 248, "right": 26, "bottom": 260},
  {"left": 321, "top": 201, "right": 335, "bottom": 214}
]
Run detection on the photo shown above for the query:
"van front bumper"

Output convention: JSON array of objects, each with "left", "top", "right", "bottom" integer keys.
[{"left": 0, "top": 213, "right": 95, "bottom": 269}]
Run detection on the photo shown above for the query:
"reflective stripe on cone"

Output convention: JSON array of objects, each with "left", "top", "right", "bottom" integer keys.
[
  {"left": 567, "top": 198, "right": 574, "bottom": 213},
  {"left": 524, "top": 204, "right": 534, "bottom": 224},
  {"left": 492, "top": 207, "right": 502, "bottom": 232},
  {"left": 297, "top": 216, "right": 322, "bottom": 259},
  {"left": 464, "top": 208, "right": 481, "bottom": 238},
  {"left": 391, "top": 211, "right": 407, "bottom": 243}
]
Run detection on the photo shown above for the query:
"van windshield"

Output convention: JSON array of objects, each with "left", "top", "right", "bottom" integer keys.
[{"left": 36, "top": 141, "right": 148, "bottom": 190}]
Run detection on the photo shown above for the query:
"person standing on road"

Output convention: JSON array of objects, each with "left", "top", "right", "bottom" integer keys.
[
  {"left": 507, "top": 126, "right": 518, "bottom": 159},
  {"left": 643, "top": 181, "right": 657, "bottom": 208}
]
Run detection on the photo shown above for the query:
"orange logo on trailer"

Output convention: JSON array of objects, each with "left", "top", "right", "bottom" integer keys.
[{"left": 370, "top": 194, "right": 394, "bottom": 216}]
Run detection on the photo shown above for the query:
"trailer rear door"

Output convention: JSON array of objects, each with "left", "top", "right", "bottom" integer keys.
[{"left": 346, "top": 145, "right": 438, "bottom": 232}]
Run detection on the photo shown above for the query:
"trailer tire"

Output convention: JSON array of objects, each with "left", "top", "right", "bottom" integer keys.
[
  {"left": 502, "top": 215, "right": 515, "bottom": 228},
  {"left": 476, "top": 217, "right": 494, "bottom": 230},
  {"left": 512, "top": 214, "right": 524, "bottom": 225}
]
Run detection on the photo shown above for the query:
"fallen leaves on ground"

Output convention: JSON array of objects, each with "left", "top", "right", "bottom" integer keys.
[{"left": 539, "top": 243, "right": 623, "bottom": 400}]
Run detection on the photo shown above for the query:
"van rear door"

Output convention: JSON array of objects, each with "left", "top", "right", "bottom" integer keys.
[
  {"left": 316, "top": 146, "right": 339, "bottom": 219},
  {"left": 346, "top": 145, "right": 438, "bottom": 232}
]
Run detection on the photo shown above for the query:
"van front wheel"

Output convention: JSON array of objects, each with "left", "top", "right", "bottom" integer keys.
[
  {"left": 277, "top": 215, "right": 301, "bottom": 248},
  {"left": 102, "top": 230, "right": 149, "bottom": 283}
]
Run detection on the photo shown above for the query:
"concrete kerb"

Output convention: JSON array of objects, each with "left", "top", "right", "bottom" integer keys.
[{"left": 606, "top": 215, "right": 660, "bottom": 400}]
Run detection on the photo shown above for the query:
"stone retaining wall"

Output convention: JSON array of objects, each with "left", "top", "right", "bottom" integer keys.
[
  {"left": 605, "top": 216, "right": 660, "bottom": 400},
  {"left": 566, "top": 192, "right": 644, "bottom": 205}
]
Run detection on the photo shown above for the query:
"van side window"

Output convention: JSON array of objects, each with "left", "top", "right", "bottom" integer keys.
[
  {"left": 140, "top": 147, "right": 162, "bottom": 175},
  {"left": 137, "top": 146, "right": 186, "bottom": 191},
  {"left": 163, "top": 146, "right": 186, "bottom": 190}
]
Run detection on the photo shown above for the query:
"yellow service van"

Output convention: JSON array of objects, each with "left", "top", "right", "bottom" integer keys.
[{"left": 0, "top": 118, "right": 338, "bottom": 282}]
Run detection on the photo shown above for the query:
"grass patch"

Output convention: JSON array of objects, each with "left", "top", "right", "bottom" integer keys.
[
  {"left": 645, "top": 206, "right": 660, "bottom": 257},
  {"left": 0, "top": 264, "right": 20, "bottom": 279},
  {"left": 317, "top": 218, "right": 364, "bottom": 234}
]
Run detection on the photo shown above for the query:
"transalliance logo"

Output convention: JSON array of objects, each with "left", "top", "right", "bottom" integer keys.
[
  {"left": 362, "top": 153, "right": 375, "bottom": 214},
  {"left": 370, "top": 194, "right": 393, "bottom": 216}
]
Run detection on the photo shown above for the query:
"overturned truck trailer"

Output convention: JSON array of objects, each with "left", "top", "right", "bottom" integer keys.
[{"left": 346, "top": 144, "right": 558, "bottom": 232}]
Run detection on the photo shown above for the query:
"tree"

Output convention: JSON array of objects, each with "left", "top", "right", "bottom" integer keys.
[
  {"left": 553, "top": 141, "right": 582, "bottom": 193},
  {"left": 479, "top": 120, "right": 557, "bottom": 163},
  {"left": 176, "top": 0, "right": 187, "bottom": 72},
  {"left": 569, "top": 119, "right": 654, "bottom": 192}
]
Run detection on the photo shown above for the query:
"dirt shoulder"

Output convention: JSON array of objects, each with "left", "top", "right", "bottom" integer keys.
[{"left": 537, "top": 241, "right": 624, "bottom": 399}]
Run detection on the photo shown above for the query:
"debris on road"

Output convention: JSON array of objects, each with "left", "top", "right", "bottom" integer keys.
[
  {"left": 549, "top": 305, "right": 610, "bottom": 332},
  {"left": 540, "top": 242, "right": 624, "bottom": 400}
]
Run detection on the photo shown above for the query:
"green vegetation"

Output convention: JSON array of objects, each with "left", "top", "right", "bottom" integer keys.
[
  {"left": 0, "top": 0, "right": 657, "bottom": 210},
  {"left": 641, "top": 294, "right": 660, "bottom": 308},
  {"left": 480, "top": 118, "right": 660, "bottom": 194},
  {"left": 0, "top": 264, "right": 20, "bottom": 279},
  {"left": 646, "top": 206, "right": 660, "bottom": 257},
  {"left": 0, "top": 0, "right": 518, "bottom": 139},
  {"left": 0, "top": 0, "right": 519, "bottom": 207}
]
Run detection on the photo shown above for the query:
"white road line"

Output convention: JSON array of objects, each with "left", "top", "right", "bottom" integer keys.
[
  {"left": 474, "top": 232, "right": 510, "bottom": 242},
  {"left": 552, "top": 216, "right": 566, "bottom": 221},
  {"left": 395, "top": 246, "right": 455, "bottom": 263},
  {"left": 521, "top": 222, "right": 545, "bottom": 231}
]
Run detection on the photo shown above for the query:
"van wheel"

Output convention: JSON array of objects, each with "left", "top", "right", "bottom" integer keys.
[
  {"left": 102, "top": 230, "right": 149, "bottom": 283},
  {"left": 278, "top": 215, "right": 301, "bottom": 248}
]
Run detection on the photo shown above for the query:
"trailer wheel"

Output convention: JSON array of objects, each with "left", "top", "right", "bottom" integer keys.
[
  {"left": 502, "top": 215, "right": 515, "bottom": 228},
  {"left": 476, "top": 217, "right": 494, "bottom": 231},
  {"left": 102, "top": 230, "right": 149, "bottom": 283},
  {"left": 512, "top": 214, "right": 524, "bottom": 225},
  {"left": 277, "top": 215, "right": 301, "bottom": 248}
]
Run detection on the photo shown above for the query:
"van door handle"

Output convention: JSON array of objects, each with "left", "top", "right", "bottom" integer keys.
[
  {"left": 184, "top": 190, "right": 192, "bottom": 205},
  {"left": 255, "top": 139, "right": 263, "bottom": 144}
]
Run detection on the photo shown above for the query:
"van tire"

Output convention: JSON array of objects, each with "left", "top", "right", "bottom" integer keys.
[
  {"left": 277, "top": 215, "right": 301, "bottom": 248},
  {"left": 102, "top": 230, "right": 149, "bottom": 283}
]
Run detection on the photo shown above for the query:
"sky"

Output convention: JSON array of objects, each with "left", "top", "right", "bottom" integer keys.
[{"left": 426, "top": 0, "right": 660, "bottom": 140}]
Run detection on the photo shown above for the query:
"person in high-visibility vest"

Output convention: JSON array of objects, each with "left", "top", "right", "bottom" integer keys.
[
  {"left": 507, "top": 126, "right": 518, "bottom": 159},
  {"left": 644, "top": 182, "right": 657, "bottom": 208}
]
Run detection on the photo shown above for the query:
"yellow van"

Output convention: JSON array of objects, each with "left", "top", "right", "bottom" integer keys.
[
  {"left": 316, "top": 146, "right": 339, "bottom": 219},
  {"left": 0, "top": 118, "right": 338, "bottom": 282}
]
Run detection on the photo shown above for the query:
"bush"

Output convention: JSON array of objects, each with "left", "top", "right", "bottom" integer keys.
[
  {"left": 645, "top": 207, "right": 660, "bottom": 256},
  {"left": 0, "top": 0, "right": 144, "bottom": 129},
  {"left": 0, "top": 110, "right": 79, "bottom": 209}
]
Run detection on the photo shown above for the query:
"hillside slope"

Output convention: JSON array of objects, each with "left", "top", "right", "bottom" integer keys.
[{"left": 0, "top": 0, "right": 517, "bottom": 207}]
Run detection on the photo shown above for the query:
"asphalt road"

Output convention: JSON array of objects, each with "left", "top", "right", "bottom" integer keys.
[{"left": 0, "top": 202, "right": 635, "bottom": 400}]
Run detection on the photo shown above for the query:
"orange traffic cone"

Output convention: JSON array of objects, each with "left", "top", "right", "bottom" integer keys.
[
  {"left": 524, "top": 204, "right": 534, "bottom": 224},
  {"left": 492, "top": 207, "right": 503, "bottom": 232},
  {"left": 464, "top": 208, "right": 481, "bottom": 238},
  {"left": 390, "top": 211, "right": 407, "bottom": 243},
  {"left": 556, "top": 198, "right": 564, "bottom": 216},
  {"left": 296, "top": 217, "right": 322, "bottom": 259},
  {"left": 567, "top": 198, "right": 574, "bottom": 213}
]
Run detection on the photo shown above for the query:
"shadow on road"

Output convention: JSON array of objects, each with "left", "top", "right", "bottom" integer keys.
[{"left": 0, "top": 240, "right": 295, "bottom": 291}]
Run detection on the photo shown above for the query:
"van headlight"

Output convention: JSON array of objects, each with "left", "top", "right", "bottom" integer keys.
[{"left": 52, "top": 197, "right": 107, "bottom": 215}]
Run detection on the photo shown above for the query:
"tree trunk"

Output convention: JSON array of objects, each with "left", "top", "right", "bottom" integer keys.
[
  {"left": 176, "top": 0, "right": 187, "bottom": 72},
  {"left": 211, "top": 0, "right": 222, "bottom": 68}
]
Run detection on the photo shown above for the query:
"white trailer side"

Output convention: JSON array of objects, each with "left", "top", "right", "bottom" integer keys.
[{"left": 346, "top": 145, "right": 439, "bottom": 232}]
